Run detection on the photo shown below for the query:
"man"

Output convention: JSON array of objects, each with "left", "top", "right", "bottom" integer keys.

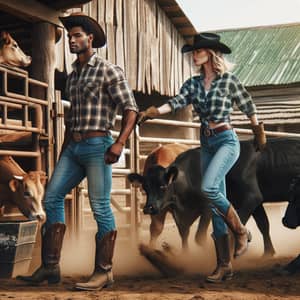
[{"left": 17, "top": 13, "right": 138, "bottom": 291}]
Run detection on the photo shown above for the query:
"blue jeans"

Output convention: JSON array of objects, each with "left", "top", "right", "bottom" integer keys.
[
  {"left": 200, "top": 129, "right": 240, "bottom": 237},
  {"left": 44, "top": 136, "right": 116, "bottom": 239}
]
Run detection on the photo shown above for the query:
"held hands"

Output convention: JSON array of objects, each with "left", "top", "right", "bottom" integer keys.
[
  {"left": 252, "top": 122, "right": 267, "bottom": 152},
  {"left": 137, "top": 106, "right": 160, "bottom": 125},
  {"left": 104, "top": 142, "right": 124, "bottom": 164}
]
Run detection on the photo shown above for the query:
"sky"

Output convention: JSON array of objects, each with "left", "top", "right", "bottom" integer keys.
[{"left": 176, "top": 0, "right": 300, "bottom": 31}]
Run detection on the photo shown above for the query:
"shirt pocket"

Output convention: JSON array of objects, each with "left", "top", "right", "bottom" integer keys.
[
  {"left": 213, "top": 88, "right": 231, "bottom": 108},
  {"left": 80, "top": 81, "right": 99, "bottom": 104},
  {"left": 216, "top": 88, "right": 230, "bottom": 98}
]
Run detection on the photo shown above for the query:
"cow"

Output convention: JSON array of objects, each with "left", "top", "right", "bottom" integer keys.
[
  {"left": 0, "top": 155, "right": 46, "bottom": 222},
  {"left": 128, "top": 143, "right": 211, "bottom": 250},
  {"left": 282, "top": 175, "right": 300, "bottom": 229},
  {"left": 0, "top": 31, "right": 31, "bottom": 67},
  {"left": 129, "top": 137, "right": 300, "bottom": 257},
  {"left": 279, "top": 175, "right": 300, "bottom": 274}
]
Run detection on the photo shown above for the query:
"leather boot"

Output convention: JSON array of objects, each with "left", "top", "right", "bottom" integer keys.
[
  {"left": 16, "top": 223, "right": 66, "bottom": 284},
  {"left": 206, "top": 234, "right": 233, "bottom": 283},
  {"left": 75, "top": 230, "right": 117, "bottom": 291},
  {"left": 224, "top": 205, "right": 252, "bottom": 257}
]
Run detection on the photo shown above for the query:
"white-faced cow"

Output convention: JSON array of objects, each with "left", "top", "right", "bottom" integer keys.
[
  {"left": 0, "top": 156, "right": 46, "bottom": 222},
  {"left": 0, "top": 31, "right": 31, "bottom": 67},
  {"left": 129, "top": 137, "right": 300, "bottom": 257},
  {"left": 128, "top": 143, "right": 211, "bottom": 250}
]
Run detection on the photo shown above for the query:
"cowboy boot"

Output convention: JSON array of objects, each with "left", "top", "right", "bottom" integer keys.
[
  {"left": 16, "top": 223, "right": 66, "bottom": 284},
  {"left": 224, "top": 205, "right": 252, "bottom": 257},
  {"left": 75, "top": 230, "right": 117, "bottom": 291},
  {"left": 206, "top": 234, "right": 233, "bottom": 283}
]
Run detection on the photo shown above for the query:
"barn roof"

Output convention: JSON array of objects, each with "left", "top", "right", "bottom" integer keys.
[
  {"left": 157, "top": 0, "right": 197, "bottom": 42},
  {"left": 219, "top": 23, "right": 300, "bottom": 87}
]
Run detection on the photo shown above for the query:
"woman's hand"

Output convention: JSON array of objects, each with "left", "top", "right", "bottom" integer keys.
[
  {"left": 252, "top": 122, "right": 267, "bottom": 151},
  {"left": 137, "top": 106, "right": 160, "bottom": 125}
]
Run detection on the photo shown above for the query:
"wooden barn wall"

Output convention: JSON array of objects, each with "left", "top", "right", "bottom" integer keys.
[
  {"left": 230, "top": 85, "right": 300, "bottom": 133},
  {"left": 64, "top": 0, "right": 193, "bottom": 96}
]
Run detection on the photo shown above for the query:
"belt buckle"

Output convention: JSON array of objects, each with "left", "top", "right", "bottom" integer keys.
[
  {"left": 204, "top": 127, "right": 211, "bottom": 137},
  {"left": 72, "top": 132, "right": 82, "bottom": 142}
]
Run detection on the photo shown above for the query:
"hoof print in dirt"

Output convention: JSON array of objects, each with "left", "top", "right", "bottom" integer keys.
[{"left": 139, "top": 242, "right": 184, "bottom": 277}]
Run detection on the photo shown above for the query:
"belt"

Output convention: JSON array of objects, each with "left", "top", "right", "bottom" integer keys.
[
  {"left": 71, "top": 131, "right": 109, "bottom": 142},
  {"left": 201, "top": 124, "right": 232, "bottom": 137}
]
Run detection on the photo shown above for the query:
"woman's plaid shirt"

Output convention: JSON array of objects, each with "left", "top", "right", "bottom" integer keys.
[
  {"left": 65, "top": 53, "right": 138, "bottom": 132},
  {"left": 168, "top": 72, "right": 257, "bottom": 125}
]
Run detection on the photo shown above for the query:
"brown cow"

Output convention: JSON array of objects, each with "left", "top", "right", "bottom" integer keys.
[
  {"left": 130, "top": 143, "right": 210, "bottom": 249},
  {"left": 0, "top": 31, "right": 31, "bottom": 67},
  {"left": 0, "top": 156, "right": 46, "bottom": 222}
]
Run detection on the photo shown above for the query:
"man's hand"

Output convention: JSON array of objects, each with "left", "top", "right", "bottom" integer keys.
[
  {"left": 137, "top": 106, "right": 160, "bottom": 125},
  {"left": 104, "top": 142, "right": 124, "bottom": 164},
  {"left": 252, "top": 122, "right": 267, "bottom": 152}
]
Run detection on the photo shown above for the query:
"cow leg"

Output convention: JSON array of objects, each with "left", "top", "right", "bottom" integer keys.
[
  {"left": 172, "top": 213, "right": 192, "bottom": 251},
  {"left": 195, "top": 213, "right": 211, "bottom": 246},
  {"left": 252, "top": 204, "right": 276, "bottom": 257},
  {"left": 149, "top": 210, "right": 168, "bottom": 248},
  {"left": 178, "top": 224, "right": 190, "bottom": 251}
]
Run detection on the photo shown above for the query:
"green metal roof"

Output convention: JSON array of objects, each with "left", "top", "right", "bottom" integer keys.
[{"left": 219, "top": 24, "right": 300, "bottom": 87}]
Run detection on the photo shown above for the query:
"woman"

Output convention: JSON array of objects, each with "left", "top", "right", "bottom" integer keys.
[{"left": 138, "top": 32, "right": 266, "bottom": 283}]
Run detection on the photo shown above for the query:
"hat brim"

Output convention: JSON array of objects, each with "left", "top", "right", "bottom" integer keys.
[
  {"left": 181, "top": 41, "right": 231, "bottom": 54},
  {"left": 59, "top": 15, "right": 106, "bottom": 48}
]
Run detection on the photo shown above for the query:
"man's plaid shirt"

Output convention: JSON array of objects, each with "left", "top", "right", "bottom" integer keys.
[
  {"left": 65, "top": 53, "right": 138, "bottom": 132},
  {"left": 168, "top": 72, "right": 257, "bottom": 125}
]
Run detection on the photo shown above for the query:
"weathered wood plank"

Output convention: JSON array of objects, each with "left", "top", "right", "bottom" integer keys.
[
  {"left": 97, "top": 0, "right": 107, "bottom": 59},
  {"left": 124, "top": 0, "right": 137, "bottom": 90},
  {"left": 105, "top": 0, "right": 114, "bottom": 24},
  {"left": 0, "top": 0, "right": 62, "bottom": 27},
  {"left": 106, "top": 23, "right": 115, "bottom": 64},
  {"left": 115, "top": 0, "right": 125, "bottom": 69}
]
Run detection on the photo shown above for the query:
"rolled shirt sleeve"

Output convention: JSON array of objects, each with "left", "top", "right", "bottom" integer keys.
[
  {"left": 168, "top": 79, "right": 193, "bottom": 113},
  {"left": 106, "top": 64, "right": 138, "bottom": 112},
  {"left": 230, "top": 74, "right": 257, "bottom": 117}
]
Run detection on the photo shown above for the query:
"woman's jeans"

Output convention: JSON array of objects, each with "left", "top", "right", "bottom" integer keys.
[
  {"left": 200, "top": 129, "right": 240, "bottom": 238},
  {"left": 44, "top": 136, "right": 116, "bottom": 240}
]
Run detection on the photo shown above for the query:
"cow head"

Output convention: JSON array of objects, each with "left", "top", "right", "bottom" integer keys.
[
  {"left": 128, "top": 165, "right": 178, "bottom": 215},
  {"left": 5, "top": 171, "right": 46, "bottom": 223},
  {"left": 282, "top": 176, "right": 300, "bottom": 229},
  {"left": 0, "top": 31, "right": 31, "bottom": 67}
]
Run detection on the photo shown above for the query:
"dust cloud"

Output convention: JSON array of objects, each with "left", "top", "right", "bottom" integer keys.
[{"left": 60, "top": 203, "right": 300, "bottom": 277}]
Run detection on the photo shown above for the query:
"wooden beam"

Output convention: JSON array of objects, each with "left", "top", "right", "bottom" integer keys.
[
  {"left": 0, "top": 0, "right": 63, "bottom": 27},
  {"left": 41, "top": 0, "right": 91, "bottom": 10}
]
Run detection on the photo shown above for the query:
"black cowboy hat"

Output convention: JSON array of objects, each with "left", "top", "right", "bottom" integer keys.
[
  {"left": 59, "top": 12, "right": 106, "bottom": 48},
  {"left": 181, "top": 32, "right": 231, "bottom": 54}
]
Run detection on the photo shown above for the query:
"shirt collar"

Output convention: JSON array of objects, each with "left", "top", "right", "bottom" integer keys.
[
  {"left": 198, "top": 73, "right": 222, "bottom": 81},
  {"left": 71, "top": 52, "right": 97, "bottom": 71}
]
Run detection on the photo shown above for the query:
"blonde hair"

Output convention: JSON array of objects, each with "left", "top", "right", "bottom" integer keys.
[{"left": 199, "top": 49, "right": 234, "bottom": 75}]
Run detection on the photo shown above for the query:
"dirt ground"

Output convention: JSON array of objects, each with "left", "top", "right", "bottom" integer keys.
[
  {"left": 1, "top": 257, "right": 300, "bottom": 300},
  {"left": 1, "top": 205, "right": 300, "bottom": 299}
]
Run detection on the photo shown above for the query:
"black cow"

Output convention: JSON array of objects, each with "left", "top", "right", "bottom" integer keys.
[
  {"left": 280, "top": 175, "right": 300, "bottom": 274},
  {"left": 282, "top": 175, "right": 300, "bottom": 229},
  {"left": 129, "top": 147, "right": 211, "bottom": 250},
  {"left": 129, "top": 137, "right": 300, "bottom": 256}
]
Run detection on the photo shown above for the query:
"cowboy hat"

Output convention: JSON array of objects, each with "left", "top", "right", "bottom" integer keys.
[
  {"left": 59, "top": 12, "right": 106, "bottom": 48},
  {"left": 181, "top": 32, "right": 231, "bottom": 54}
]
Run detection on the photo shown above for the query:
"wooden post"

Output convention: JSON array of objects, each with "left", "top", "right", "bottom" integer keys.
[{"left": 31, "top": 22, "right": 56, "bottom": 174}]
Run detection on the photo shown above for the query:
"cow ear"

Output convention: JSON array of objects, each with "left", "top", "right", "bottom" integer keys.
[
  {"left": 0, "top": 31, "right": 10, "bottom": 45},
  {"left": 165, "top": 166, "right": 178, "bottom": 185},
  {"left": 9, "top": 178, "right": 19, "bottom": 192},
  {"left": 127, "top": 173, "right": 144, "bottom": 186}
]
